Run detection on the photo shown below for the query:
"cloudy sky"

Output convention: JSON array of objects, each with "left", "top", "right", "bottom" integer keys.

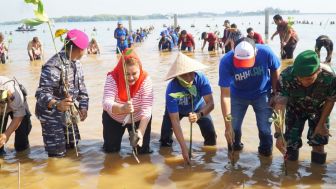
[{"left": 2, "top": 0, "right": 335, "bottom": 22}]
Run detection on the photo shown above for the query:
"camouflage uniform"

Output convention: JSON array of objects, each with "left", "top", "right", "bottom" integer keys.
[
  {"left": 279, "top": 66, "right": 336, "bottom": 150},
  {"left": 35, "top": 51, "right": 89, "bottom": 156}
]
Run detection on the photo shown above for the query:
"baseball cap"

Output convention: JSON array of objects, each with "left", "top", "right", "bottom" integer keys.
[{"left": 233, "top": 37, "right": 256, "bottom": 68}]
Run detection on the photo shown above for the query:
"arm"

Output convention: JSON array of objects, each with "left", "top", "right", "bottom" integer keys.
[
  {"left": 102, "top": 75, "right": 132, "bottom": 115},
  {"left": 199, "top": 94, "right": 214, "bottom": 115},
  {"left": 138, "top": 78, "right": 154, "bottom": 135},
  {"left": 35, "top": 63, "right": 60, "bottom": 110},
  {"left": 0, "top": 116, "right": 24, "bottom": 148},
  {"left": 76, "top": 64, "right": 89, "bottom": 111},
  {"left": 316, "top": 100, "right": 334, "bottom": 131},
  {"left": 114, "top": 29, "right": 118, "bottom": 40},
  {"left": 271, "top": 69, "right": 280, "bottom": 93},
  {"left": 271, "top": 31, "right": 279, "bottom": 40},
  {"left": 220, "top": 87, "right": 234, "bottom": 145},
  {"left": 201, "top": 40, "right": 206, "bottom": 50},
  {"left": 169, "top": 112, "right": 190, "bottom": 162},
  {"left": 191, "top": 37, "right": 196, "bottom": 50}
]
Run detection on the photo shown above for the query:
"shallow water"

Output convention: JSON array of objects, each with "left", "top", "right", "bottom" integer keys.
[{"left": 1, "top": 15, "right": 336, "bottom": 189}]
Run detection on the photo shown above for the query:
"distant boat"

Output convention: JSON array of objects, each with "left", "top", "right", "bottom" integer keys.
[
  {"left": 206, "top": 24, "right": 210, "bottom": 27},
  {"left": 163, "top": 24, "right": 167, "bottom": 27},
  {"left": 15, "top": 24, "right": 36, "bottom": 32},
  {"left": 191, "top": 24, "right": 195, "bottom": 27}
]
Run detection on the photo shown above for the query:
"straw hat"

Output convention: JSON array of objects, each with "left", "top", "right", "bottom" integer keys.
[{"left": 165, "top": 52, "right": 207, "bottom": 80}]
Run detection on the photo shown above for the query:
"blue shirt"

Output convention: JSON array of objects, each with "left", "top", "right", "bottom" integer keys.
[
  {"left": 114, "top": 28, "right": 128, "bottom": 46},
  {"left": 218, "top": 44, "right": 280, "bottom": 99},
  {"left": 166, "top": 72, "right": 212, "bottom": 114}
]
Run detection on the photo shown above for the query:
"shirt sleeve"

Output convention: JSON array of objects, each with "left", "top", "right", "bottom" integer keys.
[
  {"left": 35, "top": 60, "right": 61, "bottom": 110},
  {"left": 102, "top": 75, "right": 117, "bottom": 113},
  {"left": 9, "top": 82, "right": 26, "bottom": 117},
  {"left": 166, "top": 81, "right": 179, "bottom": 113},
  {"left": 267, "top": 47, "right": 281, "bottom": 71},
  {"left": 140, "top": 77, "right": 154, "bottom": 119},
  {"left": 278, "top": 71, "right": 290, "bottom": 97},
  {"left": 198, "top": 73, "right": 212, "bottom": 97},
  {"left": 218, "top": 54, "right": 233, "bottom": 87},
  {"left": 76, "top": 63, "right": 89, "bottom": 110}
]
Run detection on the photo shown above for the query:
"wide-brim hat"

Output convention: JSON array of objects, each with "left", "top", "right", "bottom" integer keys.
[{"left": 165, "top": 52, "right": 207, "bottom": 80}]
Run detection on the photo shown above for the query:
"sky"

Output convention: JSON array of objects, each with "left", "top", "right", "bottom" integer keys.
[{"left": 1, "top": 0, "right": 336, "bottom": 22}]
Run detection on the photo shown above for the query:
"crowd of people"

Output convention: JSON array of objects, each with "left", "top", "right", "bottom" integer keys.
[{"left": 1, "top": 14, "right": 336, "bottom": 167}]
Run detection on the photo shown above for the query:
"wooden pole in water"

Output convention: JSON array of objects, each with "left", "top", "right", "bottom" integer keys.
[
  {"left": 174, "top": 14, "right": 178, "bottom": 28},
  {"left": 265, "top": 8, "right": 270, "bottom": 44},
  {"left": 128, "top": 16, "right": 133, "bottom": 33},
  {"left": 18, "top": 162, "right": 21, "bottom": 189}
]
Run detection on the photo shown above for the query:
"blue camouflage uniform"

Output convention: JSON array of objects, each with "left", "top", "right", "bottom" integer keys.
[{"left": 35, "top": 51, "right": 89, "bottom": 156}]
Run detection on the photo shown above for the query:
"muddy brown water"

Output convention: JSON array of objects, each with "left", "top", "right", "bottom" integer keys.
[{"left": 1, "top": 29, "right": 336, "bottom": 189}]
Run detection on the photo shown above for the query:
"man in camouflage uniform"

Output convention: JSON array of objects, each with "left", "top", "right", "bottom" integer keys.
[
  {"left": 35, "top": 29, "right": 89, "bottom": 157},
  {"left": 274, "top": 50, "right": 336, "bottom": 164}
]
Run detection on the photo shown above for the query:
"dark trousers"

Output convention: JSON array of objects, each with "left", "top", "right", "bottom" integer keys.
[
  {"left": 159, "top": 109, "right": 217, "bottom": 146},
  {"left": 208, "top": 45, "right": 215, "bottom": 51},
  {"left": 0, "top": 53, "right": 6, "bottom": 64},
  {"left": 102, "top": 111, "right": 152, "bottom": 153},
  {"left": 224, "top": 45, "right": 231, "bottom": 53},
  {"left": 0, "top": 112, "right": 32, "bottom": 153},
  {"left": 281, "top": 41, "right": 297, "bottom": 59}
]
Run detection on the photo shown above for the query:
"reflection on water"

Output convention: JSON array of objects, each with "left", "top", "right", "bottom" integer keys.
[{"left": 1, "top": 17, "right": 336, "bottom": 188}]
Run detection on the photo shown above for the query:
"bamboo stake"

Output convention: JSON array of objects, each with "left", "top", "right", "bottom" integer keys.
[{"left": 117, "top": 47, "right": 140, "bottom": 164}]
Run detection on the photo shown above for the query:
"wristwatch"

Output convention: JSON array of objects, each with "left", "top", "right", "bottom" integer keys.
[
  {"left": 224, "top": 114, "right": 232, "bottom": 122},
  {"left": 274, "top": 132, "right": 281, "bottom": 139},
  {"left": 52, "top": 100, "right": 61, "bottom": 111}
]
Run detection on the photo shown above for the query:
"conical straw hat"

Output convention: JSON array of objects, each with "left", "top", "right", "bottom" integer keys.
[{"left": 165, "top": 52, "right": 208, "bottom": 80}]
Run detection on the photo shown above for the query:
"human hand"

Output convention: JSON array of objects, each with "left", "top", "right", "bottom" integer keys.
[
  {"left": 181, "top": 148, "right": 191, "bottom": 165},
  {"left": 225, "top": 124, "right": 234, "bottom": 145},
  {"left": 0, "top": 134, "right": 8, "bottom": 148},
  {"left": 276, "top": 137, "right": 286, "bottom": 155},
  {"left": 79, "top": 109, "right": 88, "bottom": 121},
  {"left": 57, "top": 96, "right": 73, "bottom": 112},
  {"left": 312, "top": 123, "right": 330, "bottom": 138},
  {"left": 122, "top": 101, "right": 134, "bottom": 114},
  {"left": 188, "top": 112, "right": 199, "bottom": 123},
  {"left": 136, "top": 130, "right": 143, "bottom": 147}
]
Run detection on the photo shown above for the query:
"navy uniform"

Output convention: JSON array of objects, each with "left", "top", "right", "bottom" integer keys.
[{"left": 35, "top": 51, "right": 89, "bottom": 157}]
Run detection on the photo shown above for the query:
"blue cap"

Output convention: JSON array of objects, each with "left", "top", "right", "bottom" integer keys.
[
  {"left": 160, "top": 31, "right": 166, "bottom": 36},
  {"left": 117, "top": 20, "right": 123, "bottom": 25}
]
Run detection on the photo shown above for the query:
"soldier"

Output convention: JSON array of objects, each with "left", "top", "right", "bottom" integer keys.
[
  {"left": 274, "top": 50, "right": 336, "bottom": 164},
  {"left": 35, "top": 29, "right": 89, "bottom": 157},
  {"left": 0, "top": 76, "right": 32, "bottom": 155}
]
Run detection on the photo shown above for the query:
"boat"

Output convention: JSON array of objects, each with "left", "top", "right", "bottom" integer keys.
[
  {"left": 191, "top": 24, "right": 195, "bottom": 27},
  {"left": 15, "top": 24, "right": 36, "bottom": 32}
]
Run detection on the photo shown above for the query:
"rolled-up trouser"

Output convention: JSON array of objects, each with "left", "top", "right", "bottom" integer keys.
[
  {"left": 41, "top": 119, "right": 80, "bottom": 157},
  {"left": 102, "top": 111, "right": 152, "bottom": 153},
  {"left": 285, "top": 105, "right": 329, "bottom": 150},
  {"left": 160, "top": 109, "right": 217, "bottom": 146},
  {"left": 0, "top": 111, "right": 32, "bottom": 153}
]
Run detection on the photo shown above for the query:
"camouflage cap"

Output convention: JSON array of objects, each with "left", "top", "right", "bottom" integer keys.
[{"left": 292, "top": 50, "right": 320, "bottom": 77}]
